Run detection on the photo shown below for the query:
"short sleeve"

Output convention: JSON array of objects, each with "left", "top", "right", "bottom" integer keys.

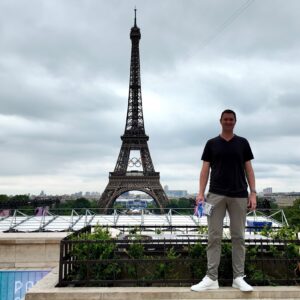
[
  {"left": 201, "top": 140, "right": 212, "bottom": 162},
  {"left": 244, "top": 139, "right": 254, "bottom": 162}
]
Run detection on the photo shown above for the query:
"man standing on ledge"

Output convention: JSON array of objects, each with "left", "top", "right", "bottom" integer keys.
[{"left": 191, "top": 109, "right": 256, "bottom": 292}]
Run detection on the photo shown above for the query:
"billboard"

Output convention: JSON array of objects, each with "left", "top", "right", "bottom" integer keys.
[{"left": 0, "top": 270, "right": 50, "bottom": 300}]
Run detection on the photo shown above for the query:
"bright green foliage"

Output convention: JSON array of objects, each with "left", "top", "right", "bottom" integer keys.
[
  {"left": 281, "top": 198, "right": 300, "bottom": 226},
  {"left": 70, "top": 226, "right": 120, "bottom": 284},
  {"left": 197, "top": 226, "right": 208, "bottom": 235},
  {"left": 261, "top": 225, "right": 299, "bottom": 240},
  {"left": 127, "top": 242, "right": 145, "bottom": 259}
]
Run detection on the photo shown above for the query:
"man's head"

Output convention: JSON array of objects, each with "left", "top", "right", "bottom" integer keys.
[
  {"left": 220, "top": 109, "right": 236, "bottom": 132},
  {"left": 220, "top": 109, "right": 236, "bottom": 121}
]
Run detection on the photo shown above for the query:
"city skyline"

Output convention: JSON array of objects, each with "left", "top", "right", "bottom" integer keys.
[
  {"left": 2, "top": 186, "right": 299, "bottom": 198},
  {"left": 1, "top": 1, "right": 300, "bottom": 195}
]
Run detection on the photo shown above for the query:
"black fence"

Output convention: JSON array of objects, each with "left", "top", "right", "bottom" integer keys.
[{"left": 57, "top": 225, "right": 300, "bottom": 287}]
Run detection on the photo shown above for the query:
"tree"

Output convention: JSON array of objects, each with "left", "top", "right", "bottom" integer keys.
[
  {"left": 11, "top": 195, "right": 30, "bottom": 202},
  {"left": 9, "top": 195, "right": 33, "bottom": 212},
  {"left": 74, "top": 197, "right": 91, "bottom": 209},
  {"left": 282, "top": 198, "right": 300, "bottom": 227},
  {"left": 0, "top": 195, "right": 9, "bottom": 202},
  {"left": 165, "top": 197, "right": 194, "bottom": 214}
]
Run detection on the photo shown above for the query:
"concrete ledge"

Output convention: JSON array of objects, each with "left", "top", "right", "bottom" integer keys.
[
  {"left": 0, "top": 232, "right": 68, "bottom": 268},
  {"left": 0, "top": 232, "right": 68, "bottom": 241},
  {"left": 25, "top": 268, "right": 300, "bottom": 300}
]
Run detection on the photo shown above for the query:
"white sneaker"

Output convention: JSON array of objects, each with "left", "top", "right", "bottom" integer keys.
[
  {"left": 232, "top": 276, "right": 253, "bottom": 292},
  {"left": 191, "top": 275, "right": 219, "bottom": 291}
]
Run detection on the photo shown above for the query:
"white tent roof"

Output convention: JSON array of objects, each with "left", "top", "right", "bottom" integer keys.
[{"left": 0, "top": 209, "right": 286, "bottom": 233}]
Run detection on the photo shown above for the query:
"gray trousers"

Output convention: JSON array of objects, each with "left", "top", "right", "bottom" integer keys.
[{"left": 206, "top": 192, "right": 248, "bottom": 280}]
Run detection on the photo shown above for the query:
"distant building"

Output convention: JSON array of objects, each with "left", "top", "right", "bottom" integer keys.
[
  {"left": 84, "top": 191, "right": 100, "bottom": 200},
  {"left": 165, "top": 189, "right": 188, "bottom": 198},
  {"left": 263, "top": 187, "right": 273, "bottom": 195},
  {"left": 72, "top": 191, "right": 83, "bottom": 198},
  {"left": 272, "top": 193, "right": 300, "bottom": 207},
  {"left": 114, "top": 198, "right": 154, "bottom": 209},
  {"left": 127, "top": 199, "right": 148, "bottom": 209}
]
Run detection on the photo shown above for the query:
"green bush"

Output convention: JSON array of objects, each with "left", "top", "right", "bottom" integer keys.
[
  {"left": 153, "top": 247, "right": 180, "bottom": 281},
  {"left": 70, "top": 226, "right": 121, "bottom": 284},
  {"left": 188, "top": 243, "right": 207, "bottom": 280},
  {"left": 64, "top": 225, "right": 300, "bottom": 287}
]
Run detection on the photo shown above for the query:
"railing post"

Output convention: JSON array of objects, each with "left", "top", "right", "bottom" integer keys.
[{"left": 58, "top": 239, "right": 64, "bottom": 286}]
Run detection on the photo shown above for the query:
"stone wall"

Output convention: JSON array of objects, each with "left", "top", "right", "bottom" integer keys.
[{"left": 0, "top": 232, "right": 68, "bottom": 268}]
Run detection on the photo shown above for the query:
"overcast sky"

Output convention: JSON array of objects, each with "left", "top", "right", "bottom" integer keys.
[{"left": 1, "top": 0, "right": 300, "bottom": 196}]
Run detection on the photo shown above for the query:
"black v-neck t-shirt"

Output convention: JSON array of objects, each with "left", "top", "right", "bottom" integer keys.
[{"left": 201, "top": 135, "right": 254, "bottom": 197}]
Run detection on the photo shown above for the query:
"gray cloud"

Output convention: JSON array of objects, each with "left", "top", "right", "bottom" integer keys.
[{"left": 1, "top": 0, "right": 300, "bottom": 195}]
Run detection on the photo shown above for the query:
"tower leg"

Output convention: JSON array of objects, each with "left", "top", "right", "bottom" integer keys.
[{"left": 98, "top": 175, "right": 168, "bottom": 214}]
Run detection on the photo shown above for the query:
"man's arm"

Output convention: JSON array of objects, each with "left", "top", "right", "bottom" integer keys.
[
  {"left": 245, "top": 160, "right": 257, "bottom": 211},
  {"left": 196, "top": 161, "right": 210, "bottom": 204}
]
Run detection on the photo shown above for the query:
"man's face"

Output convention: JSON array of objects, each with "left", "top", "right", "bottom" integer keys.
[{"left": 220, "top": 113, "right": 236, "bottom": 131}]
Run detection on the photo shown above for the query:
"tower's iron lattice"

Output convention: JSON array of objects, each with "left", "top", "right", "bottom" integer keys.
[{"left": 98, "top": 11, "right": 169, "bottom": 212}]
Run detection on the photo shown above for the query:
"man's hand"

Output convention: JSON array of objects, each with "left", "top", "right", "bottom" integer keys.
[
  {"left": 248, "top": 193, "right": 257, "bottom": 211},
  {"left": 196, "top": 193, "right": 205, "bottom": 205}
]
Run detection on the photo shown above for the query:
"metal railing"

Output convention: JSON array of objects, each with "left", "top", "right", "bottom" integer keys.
[
  {"left": 57, "top": 225, "right": 300, "bottom": 287},
  {"left": 0, "top": 208, "right": 288, "bottom": 232}
]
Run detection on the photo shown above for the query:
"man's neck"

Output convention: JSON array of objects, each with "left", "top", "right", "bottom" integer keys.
[{"left": 220, "top": 132, "right": 235, "bottom": 141}]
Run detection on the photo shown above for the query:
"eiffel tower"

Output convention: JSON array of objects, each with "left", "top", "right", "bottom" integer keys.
[{"left": 98, "top": 10, "right": 169, "bottom": 212}]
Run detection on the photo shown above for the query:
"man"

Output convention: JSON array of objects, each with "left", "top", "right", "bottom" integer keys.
[{"left": 191, "top": 109, "right": 256, "bottom": 292}]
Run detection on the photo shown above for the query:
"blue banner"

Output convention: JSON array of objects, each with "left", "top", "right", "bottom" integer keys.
[{"left": 0, "top": 270, "right": 50, "bottom": 300}]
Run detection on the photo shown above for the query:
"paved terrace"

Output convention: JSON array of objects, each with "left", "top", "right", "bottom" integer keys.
[{"left": 26, "top": 267, "right": 300, "bottom": 300}]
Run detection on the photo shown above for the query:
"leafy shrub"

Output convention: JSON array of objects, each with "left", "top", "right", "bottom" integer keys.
[
  {"left": 188, "top": 243, "right": 206, "bottom": 280},
  {"left": 70, "top": 226, "right": 121, "bottom": 284},
  {"left": 153, "top": 247, "right": 181, "bottom": 281}
]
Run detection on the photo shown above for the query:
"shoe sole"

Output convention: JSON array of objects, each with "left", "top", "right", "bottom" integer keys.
[{"left": 232, "top": 283, "right": 253, "bottom": 292}]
